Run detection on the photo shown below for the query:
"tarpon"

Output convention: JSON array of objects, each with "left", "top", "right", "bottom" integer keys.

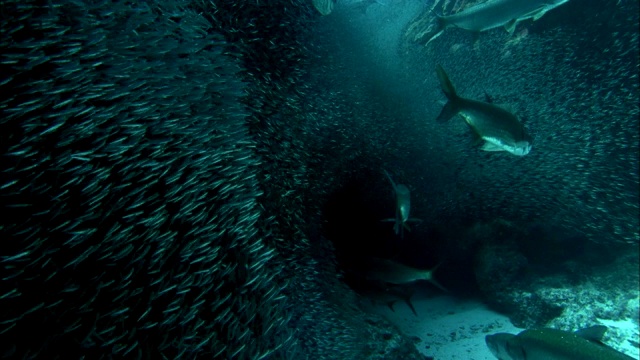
[
  {"left": 425, "top": 0, "right": 570, "bottom": 45},
  {"left": 435, "top": 65, "right": 532, "bottom": 156},
  {"left": 381, "top": 170, "right": 420, "bottom": 239},
  {"left": 364, "top": 257, "right": 448, "bottom": 292},
  {"left": 486, "top": 326, "right": 635, "bottom": 360}
]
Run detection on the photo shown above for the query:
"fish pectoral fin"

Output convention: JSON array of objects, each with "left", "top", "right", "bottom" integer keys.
[
  {"left": 480, "top": 142, "right": 505, "bottom": 152},
  {"left": 504, "top": 19, "right": 518, "bottom": 34},
  {"left": 386, "top": 300, "right": 398, "bottom": 312},
  {"left": 467, "top": 129, "right": 484, "bottom": 146},
  {"left": 404, "top": 298, "right": 418, "bottom": 317},
  {"left": 532, "top": 9, "right": 548, "bottom": 21},
  {"left": 518, "top": 6, "right": 550, "bottom": 21},
  {"left": 463, "top": 122, "right": 484, "bottom": 146},
  {"left": 575, "top": 325, "right": 608, "bottom": 344},
  {"left": 471, "top": 136, "right": 484, "bottom": 147}
]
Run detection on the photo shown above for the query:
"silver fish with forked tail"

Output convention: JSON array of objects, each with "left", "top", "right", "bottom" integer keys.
[
  {"left": 364, "top": 257, "right": 448, "bottom": 292},
  {"left": 435, "top": 65, "right": 532, "bottom": 156},
  {"left": 425, "top": 0, "right": 570, "bottom": 45}
]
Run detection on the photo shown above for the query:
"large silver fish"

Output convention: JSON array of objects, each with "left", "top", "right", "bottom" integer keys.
[
  {"left": 435, "top": 65, "right": 532, "bottom": 156},
  {"left": 381, "top": 170, "right": 420, "bottom": 239},
  {"left": 486, "top": 326, "right": 635, "bottom": 360},
  {"left": 425, "top": 0, "right": 570, "bottom": 45},
  {"left": 364, "top": 257, "right": 447, "bottom": 292}
]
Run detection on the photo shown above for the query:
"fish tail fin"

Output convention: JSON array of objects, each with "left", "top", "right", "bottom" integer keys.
[
  {"left": 423, "top": 262, "right": 449, "bottom": 292},
  {"left": 435, "top": 65, "right": 461, "bottom": 123},
  {"left": 428, "top": 276, "right": 449, "bottom": 293}
]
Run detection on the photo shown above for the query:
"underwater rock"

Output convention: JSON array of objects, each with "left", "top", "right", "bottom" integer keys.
[
  {"left": 474, "top": 227, "right": 639, "bottom": 331},
  {"left": 474, "top": 243, "right": 528, "bottom": 296}
]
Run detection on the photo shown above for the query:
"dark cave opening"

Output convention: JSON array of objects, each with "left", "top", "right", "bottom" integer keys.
[{"left": 320, "top": 168, "right": 482, "bottom": 298}]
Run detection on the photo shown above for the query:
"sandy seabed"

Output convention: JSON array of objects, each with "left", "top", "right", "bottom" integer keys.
[{"left": 363, "top": 292, "right": 523, "bottom": 360}]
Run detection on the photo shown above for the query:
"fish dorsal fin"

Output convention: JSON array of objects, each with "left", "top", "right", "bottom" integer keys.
[
  {"left": 483, "top": 91, "right": 494, "bottom": 103},
  {"left": 575, "top": 325, "right": 608, "bottom": 344},
  {"left": 504, "top": 19, "right": 518, "bottom": 34}
]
